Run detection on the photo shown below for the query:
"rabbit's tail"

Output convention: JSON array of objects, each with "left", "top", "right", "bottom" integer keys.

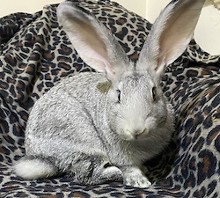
[{"left": 14, "top": 156, "right": 58, "bottom": 179}]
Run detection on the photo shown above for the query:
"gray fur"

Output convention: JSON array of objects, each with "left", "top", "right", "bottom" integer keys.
[{"left": 14, "top": 0, "right": 205, "bottom": 187}]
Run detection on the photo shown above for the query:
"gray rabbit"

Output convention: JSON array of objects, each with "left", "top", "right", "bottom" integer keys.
[{"left": 14, "top": 0, "right": 205, "bottom": 187}]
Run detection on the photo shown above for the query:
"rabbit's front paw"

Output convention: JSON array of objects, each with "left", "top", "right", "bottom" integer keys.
[
  {"left": 123, "top": 167, "right": 151, "bottom": 188},
  {"left": 102, "top": 165, "right": 123, "bottom": 181},
  {"left": 94, "top": 163, "right": 123, "bottom": 183}
]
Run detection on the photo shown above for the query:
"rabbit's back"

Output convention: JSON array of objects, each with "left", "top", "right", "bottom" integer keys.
[{"left": 25, "top": 72, "right": 107, "bottom": 158}]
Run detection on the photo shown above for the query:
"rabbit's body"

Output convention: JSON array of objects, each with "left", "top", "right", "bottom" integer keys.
[
  {"left": 25, "top": 71, "right": 173, "bottom": 168},
  {"left": 14, "top": 0, "right": 205, "bottom": 187},
  {"left": 20, "top": 71, "right": 173, "bottom": 186}
]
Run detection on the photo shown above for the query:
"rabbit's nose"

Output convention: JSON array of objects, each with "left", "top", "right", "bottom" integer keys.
[{"left": 133, "top": 128, "right": 148, "bottom": 139}]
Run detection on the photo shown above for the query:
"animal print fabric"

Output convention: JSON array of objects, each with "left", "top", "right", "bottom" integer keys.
[{"left": 0, "top": 0, "right": 220, "bottom": 197}]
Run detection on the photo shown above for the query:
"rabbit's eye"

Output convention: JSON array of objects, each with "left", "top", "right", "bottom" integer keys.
[
  {"left": 152, "top": 87, "right": 157, "bottom": 101},
  {"left": 116, "top": 89, "right": 121, "bottom": 103}
]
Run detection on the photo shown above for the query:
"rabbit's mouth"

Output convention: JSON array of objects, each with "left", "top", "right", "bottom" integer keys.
[{"left": 119, "top": 128, "right": 150, "bottom": 141}]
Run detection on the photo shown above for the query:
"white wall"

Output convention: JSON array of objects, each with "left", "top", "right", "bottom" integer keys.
[
  {"left": 195, "top": 4, "right": 220, "bottom": 55},
  {"left": 0, "top": 0, "right": 219, "bottom": 55},
  {"left": 0, "top": 0, "right": 62, "bottom": 17}
]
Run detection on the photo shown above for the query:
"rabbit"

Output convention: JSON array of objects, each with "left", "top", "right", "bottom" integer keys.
[{"left": 14, "top": 0, "right": 205, "bottom": 188}]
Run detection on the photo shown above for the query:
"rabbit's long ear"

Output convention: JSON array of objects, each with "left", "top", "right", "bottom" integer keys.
[
  {"left": 137, "top": 0, "right": 205, "bottom": 77},
  {"left": 57, "top": 2, "right": 129, "bottom": 82}
]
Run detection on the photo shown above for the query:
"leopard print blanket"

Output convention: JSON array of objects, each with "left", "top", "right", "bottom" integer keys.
[{"left": 0, "top": 0, "right": 220, "bottom": 197}]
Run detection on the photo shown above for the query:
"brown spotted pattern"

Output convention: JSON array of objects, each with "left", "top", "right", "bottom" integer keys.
[{"left": 0, "top": 0, "right": 220, "bottom": 197}]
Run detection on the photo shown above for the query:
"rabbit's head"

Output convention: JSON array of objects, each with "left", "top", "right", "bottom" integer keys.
[{"left": 57, "top": 0, "right": 205, "bottom": 140}]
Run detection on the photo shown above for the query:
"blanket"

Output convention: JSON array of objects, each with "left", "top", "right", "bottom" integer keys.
[{"left": 0, "top": 0, "right": 220, "bottom": 197}]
